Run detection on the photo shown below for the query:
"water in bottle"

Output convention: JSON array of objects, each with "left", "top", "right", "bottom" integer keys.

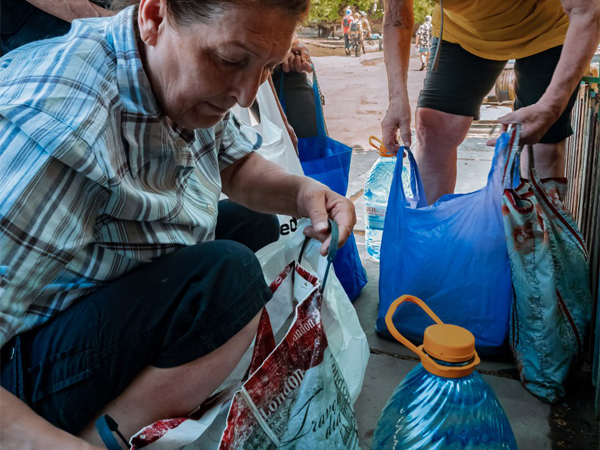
[
  {"left": 372, "top": 295, "right": 518, "bottom": 450},
  {"left": 364, "top": 137, "right": 410, "bottom": 261}
]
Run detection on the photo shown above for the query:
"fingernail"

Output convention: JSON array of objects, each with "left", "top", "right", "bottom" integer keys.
[{"left": 315, "top": 221, "right": 328, "bottom": 232}]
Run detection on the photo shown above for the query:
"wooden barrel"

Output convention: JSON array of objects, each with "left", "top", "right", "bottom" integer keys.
[{"left": 495, "top": 68, "right": 516, "bottom": 103}]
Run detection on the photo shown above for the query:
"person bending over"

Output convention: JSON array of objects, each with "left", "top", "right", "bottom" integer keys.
[
  {"left": 381, "top": 0, "right": 600, "bottom": 204},
  {"left": 0, "top": 0, "right": 356, "bottom": 448}
]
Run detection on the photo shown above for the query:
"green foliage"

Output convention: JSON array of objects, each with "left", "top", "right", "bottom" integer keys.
[
  {"left": 413, "top": 0, "right": 436, "bottom": 24},
  {"left": 307, "top": 0, "right": 342, "bottom": 23},
  {"left": 307, "top": 0, "right": 436, "bottom": 25},
  {"left": 307, "top": 0, "right": 377, "bottom": 24}
]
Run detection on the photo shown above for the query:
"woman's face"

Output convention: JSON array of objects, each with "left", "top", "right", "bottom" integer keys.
[{"left": 139, "top": 0, "right": 297, "bottom": 130}]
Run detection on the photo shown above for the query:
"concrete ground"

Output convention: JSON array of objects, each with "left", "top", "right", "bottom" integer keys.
[{"left": 312, "top": 49, "right": 599, "bottom": 449}]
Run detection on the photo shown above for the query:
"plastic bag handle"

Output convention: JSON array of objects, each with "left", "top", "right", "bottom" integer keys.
[
  {"left": 526, "top": 144, "right": 588, "bottom": 256},
  {"left": 384, "top": 295, "right": 444, "bottom": 356},
  {"left": 502, "top": 124, "right": 522, "bottom": 189},
  {"left": 298, "top": 218, "right": 339, "bottom": 291},
  {"left": 96, "top": 414, "right": 130, "bottom": 450}
]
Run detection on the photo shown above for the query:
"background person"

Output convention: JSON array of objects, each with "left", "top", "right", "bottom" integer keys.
[
  {"left": 381, "top": 0, "right": 600, "bottom": 204},
  {"left": 341, "top": 8, "right": 354, "bottom": 56},
  {"left": 415, "top": 15, "right": 432, "bottom": 71},
  {"left": 0, "top": 1, "right": 356, "bottom": 449},
  {"left": 349, "top": 12, "right": 364, "bottom": 55},
  {"left": 359, "top": 12, "right": 371, "bottom": 37},
  {"left": 359, "top": 11, "right": 371, "bottom": 54}
]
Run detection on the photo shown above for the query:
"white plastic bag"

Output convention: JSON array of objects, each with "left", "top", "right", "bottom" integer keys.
[
  {"left": 129, "top": 220, "right": 369, "bottom": 450},
  {"left": 232, "top": 82, "right": 303, "bottom": 238},
  {"left": 219, "top": 260, "right": 360, "bottom": 449}
]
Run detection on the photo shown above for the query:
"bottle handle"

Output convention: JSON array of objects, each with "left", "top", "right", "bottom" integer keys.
[
  {"left": 384, "top": 295, "right": 444, "bottom": 355},
  {"left": 369, "top": 135, "right": 396, "bottom": 157},
  {"left": 385, "top": 295, "right": 481, "bottom": 378}
]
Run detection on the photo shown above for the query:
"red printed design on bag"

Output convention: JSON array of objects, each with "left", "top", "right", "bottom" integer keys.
[
  {"left": 220, "top": 288, "right": 326, "bottom": 449},
  {"left": 512, "top": 222, "right": 535, "bottom": 254},
  {"left": 295, "top": 264, "right": 319, "bottom": 287},
  {"left": 248, "top": 309, "right": 276, "bottom": 374},
  {"left": 269, "top": 262, "right": 294, "bottom": 293},
  {"left": 130, "top": 418, "right": 187, "bottom": 448}
]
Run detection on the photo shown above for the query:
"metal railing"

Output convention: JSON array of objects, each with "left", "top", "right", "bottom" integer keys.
[{"left": 563, "top": 76, "right": 600, "bottom": 415}]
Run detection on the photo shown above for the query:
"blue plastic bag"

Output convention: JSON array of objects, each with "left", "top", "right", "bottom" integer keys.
[
  {"left": 279, "top": 71, "right": 367, "bottom": 302},
  {"left": 377, "top": 134, "right": 514, "bottom": 354}
]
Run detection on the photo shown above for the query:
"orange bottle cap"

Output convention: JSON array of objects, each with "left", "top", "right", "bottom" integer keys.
[{"left": 423, "top": 324, "right": 476, "bottom": 363}]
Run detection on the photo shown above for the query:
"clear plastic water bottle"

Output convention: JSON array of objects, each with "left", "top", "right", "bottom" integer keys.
[
  {"left": 372, "top": 295, "right": 518, "bottom": 450},
  {"left": 364, "top": 137, "right": 410, "bottom": 261}
]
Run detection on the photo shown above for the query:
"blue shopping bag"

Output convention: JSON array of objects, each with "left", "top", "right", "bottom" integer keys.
[
  {"left": 279, "top": 71, "right": 367, "bottom": 302},
  {"left": 377, "top": 134, "right": 514, "bottom": 354},
  {"left": 502, "top": 127, "right": 592, "bottom": 402}
]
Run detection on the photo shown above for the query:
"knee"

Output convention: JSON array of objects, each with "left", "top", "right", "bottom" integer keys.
[
  {"left": 254, "top": 213, "right": 280, "bottom": 245},
  {"left": 175, "top": 240, "right": 264, "bottom": 285},
  {"left": 216, "top": 200, "right": 279, "bottom": 252},
  {"left": 416, "top": 108, "right": 471, "bottom": 151},
  {"left": 204, "top": 240, "right": 262, "bottom": 274}
]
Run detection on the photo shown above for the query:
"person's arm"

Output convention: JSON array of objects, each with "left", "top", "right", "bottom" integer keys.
[
  {"left": 0, "top": 388, "right": 103, "bottom": 450},
  {"left": 497, "top": 0, "right": 600, "bottom": 144},
  {"left": 221, "top": 152, "right": 356, "bottom": 255},
  {"left": 381, "top": 0, "right": 414, "bottom": 151},
  {"left": 25, "top": 0, "right": 115, "bottom": 22},
  {"left": 0, "top": 116, "right": 106, "bottom": 448}
]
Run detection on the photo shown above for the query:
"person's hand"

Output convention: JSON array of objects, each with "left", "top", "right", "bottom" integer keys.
[
  {"left": 381, "top": 96, "right": 412, "bottom": 153},
  {"left": 486, "top": 100, "right": 560, "bottom": 146},
  {"left": 282, "top": 42, "right": 313, "bottom": 74},
  {"left": 297, "top": 180, "right": 356, "bottom": 256}
]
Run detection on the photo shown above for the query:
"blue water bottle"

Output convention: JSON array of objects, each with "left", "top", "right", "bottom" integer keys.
[
  {"left": 372, "top": 295, "right": 518, "bottom": 449},
  {"left": 364, "top": 136, "right": 410, "bottom": 261}
]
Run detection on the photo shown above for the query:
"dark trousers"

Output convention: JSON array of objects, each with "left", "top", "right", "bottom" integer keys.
[
  {"left": 271, "top": 67, "right": 318, "bottom": 139},
  {"left": 1, "top": 201, "right": 279, "bottom": 434}
]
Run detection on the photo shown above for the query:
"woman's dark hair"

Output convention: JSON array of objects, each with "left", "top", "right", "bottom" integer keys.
[{"left": 112, "top": 0, "right": 309, "bottom": 26}]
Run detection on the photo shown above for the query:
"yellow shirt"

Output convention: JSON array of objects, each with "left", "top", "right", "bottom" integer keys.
[{"left": 432, "top": 0, "right": 569, "bottom": 61}]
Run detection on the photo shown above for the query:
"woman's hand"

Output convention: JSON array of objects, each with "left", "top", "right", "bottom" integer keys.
[
  {"left": 282, "top": 42, "right": 313, "bottom": 74},
  {"left": 296, "top": 180, "right": 356, "bottom": 256},
  {"left": 221, "top": 154, "right": 355, "bottom": 254},
  {"left": 381, "top": 95, "right": 412, "bottom": 153},
  {"left": 486, "top": 100, "right": 561, "bottom": 146},
  {"left": 493, "top": 101, "right": 560, "bottom": 145}
]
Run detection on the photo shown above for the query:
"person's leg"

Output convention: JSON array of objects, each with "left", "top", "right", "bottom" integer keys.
[
  {"left": 79, "top": 311, "right": 262, "bottom": 446},
  {"left": 414, "top": 109, "right": 472, "bottom": 202},
  {"left": 513, "top": 46, "right": 579, "bottom": 178},
  {"left": 216, "top": 199, "right": 279, "bottom": 252},
  {"left": 1, "top": 240, "right": 271, "bottom": 441},
  {"left": 419, "top": 49, "right": 427, "bottom": 70},
  {"left": 415, "top": 39, "right": 506, "bottom": 204}
]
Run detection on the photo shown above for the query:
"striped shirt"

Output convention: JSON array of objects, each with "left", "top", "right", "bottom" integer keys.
[{"left": 0, "top": 7, "right": 260, "bottom": 348}]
